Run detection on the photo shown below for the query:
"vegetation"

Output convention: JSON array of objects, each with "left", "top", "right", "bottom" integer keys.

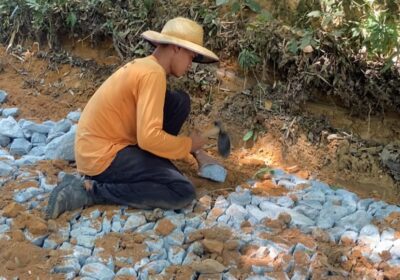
[{"left": 1, "top": 0, "right": 399, "bottom": 116}]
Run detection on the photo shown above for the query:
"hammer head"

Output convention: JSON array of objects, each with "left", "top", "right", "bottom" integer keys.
[{"left": 214, "top": 121, "right": 231, "bottom": 158}]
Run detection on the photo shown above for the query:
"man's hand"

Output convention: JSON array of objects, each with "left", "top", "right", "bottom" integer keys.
[{"left": 189, "top": 131, "right": 207, "bottom": 154}]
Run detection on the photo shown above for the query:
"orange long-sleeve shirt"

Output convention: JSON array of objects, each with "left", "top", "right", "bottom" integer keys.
[{"left": 75, "top": 55, "right": 192, "bottom": 176}]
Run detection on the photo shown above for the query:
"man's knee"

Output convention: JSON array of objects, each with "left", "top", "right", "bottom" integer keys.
[{"left": 171, "top": 180, "right": 196, "bottom": 209}]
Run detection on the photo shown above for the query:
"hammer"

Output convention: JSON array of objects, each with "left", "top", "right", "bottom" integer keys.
[{"left": 201, "top": 121, "right": 231, "bottom": 157}]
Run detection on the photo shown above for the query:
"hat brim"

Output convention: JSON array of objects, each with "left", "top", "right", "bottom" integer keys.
[{"left": 141, "top": 30, "right": 219, "bottom": 64}]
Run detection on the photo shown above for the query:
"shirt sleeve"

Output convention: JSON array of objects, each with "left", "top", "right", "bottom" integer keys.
[{"left": 135, "top": 71, "right": 192, "bottom": 159}]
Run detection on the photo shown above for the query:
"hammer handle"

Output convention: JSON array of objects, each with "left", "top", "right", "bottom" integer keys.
[{"left": 201, "top": 126, "right": 220, "bottom": 138}]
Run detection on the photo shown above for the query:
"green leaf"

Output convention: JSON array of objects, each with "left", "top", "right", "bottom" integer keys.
[
  {"left": 258, "top": 10, "right": 273, "bottom": 22},
  {"left": 243, "top": 130, "right": 254, "bottom": 141},
  {"left": 307, "top": 10, "right": 321, "bottom": 18},
  {"left": 216, "top": 0, "right": 229, "bottom": 6},
  {"left": 231, "top": 1, "right": 241, "bottom": 14},
  {"left": 244, "top": 0, "right": 261, "bottom": 13},
  {"left": 253, "top": 167, "right": 271, "bottom": 179},
  {"left": 66, "top": 11, "right": 77, "bottom": 30},
  {"left": 287, "top": 39, "right": 298, "bottom": 54}
]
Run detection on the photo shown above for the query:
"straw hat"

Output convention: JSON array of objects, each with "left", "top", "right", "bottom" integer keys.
[{"left": 141, "top": 17, "right": 219, "bottom": 64}]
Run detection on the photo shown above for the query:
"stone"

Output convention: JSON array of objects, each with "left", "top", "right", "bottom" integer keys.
[
  {"left": 45, "top": 125, "right": 76, "bottom": 161},
  {"left": 67, "top": 111, "right": 81, "bottom": 122},
  {"left": 336, "top": 210, "right": 372, "bottom": 232},
  {"left": 123, "top": 213, "right": 146, "bottom": 231},
  {"left": 0, "top": 90, "right": 8, "bottom": 103},
  {"left": 14, "top": 187, "right": 43, "bottom": 203},
  {"left": 116, "top": 267, "right": 137, "bottom": 277},
  {"left": 228, "top": 189, "right": 252, "bottom": 206},
  {"left": 80, "top": 263, "right": 115, "bottom": 280},
  {"left": 0, "top": 161, "right": 15, "bottom": 177},
  {"left": 53, "top": 257, "right": 81, "bottom": 274},
  {"left": 198, "top": 164, "right": 227, "bottom": 182},
  {"left": 0, "top": 135, "right": 10, "bottom": 147},
  {"left": 0, "top": 117, "right": 24, "bottom": 138},
  {"left": 31, "top": 132, "right": 47, "bottom": 146},
  {"left": 21, "top": 120, "right": 51, "bottom": 135},
  {"left": 168, "top": 245, "right": 186, "bottom": 265},
  {"left": 2, "top": 108, "right": 19, "bottom": 118},
  {"left": 358, "top": 224, "right": 380, "bottom": 246},
  {"left": 191, "top": 259, "right": 226, "bottom": 274},
  {"left": 10, "top": 138, "right": 32, "bottom": 156}
]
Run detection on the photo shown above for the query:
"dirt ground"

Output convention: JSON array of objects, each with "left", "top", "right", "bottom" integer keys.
[{"left": 0, "top": 40, "right": 399, "bottom": 279}]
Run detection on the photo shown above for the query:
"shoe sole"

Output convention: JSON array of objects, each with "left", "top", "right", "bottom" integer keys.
[{"left": 45, "top": 180, "right": 70, "bottom": 220}]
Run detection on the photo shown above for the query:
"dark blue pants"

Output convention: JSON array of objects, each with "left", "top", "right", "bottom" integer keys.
[{"left": 88, "top": 90, "right": 196, "bottom": 209}]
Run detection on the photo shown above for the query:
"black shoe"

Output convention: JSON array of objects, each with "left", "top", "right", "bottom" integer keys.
[{"left": 45, "top": 174, "right": 94, "bottom": 219}]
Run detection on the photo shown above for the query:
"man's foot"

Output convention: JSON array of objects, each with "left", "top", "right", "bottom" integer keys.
[{"left": 45, "top": 174, "right": 94, "bottom": 220}]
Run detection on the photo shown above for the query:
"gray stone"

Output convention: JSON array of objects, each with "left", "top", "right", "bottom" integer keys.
[
  {"left": 367, "top": 201, "right": 387, "bottom": 216},
  {"left": 164, "top": 229, "right": 184, "bottom": 247},
  {"left": 168, "top": 245, "right": 186, "bottom": 265},
  {"left": 374, "top": 240, "right": 393, "bottom": 254},
  {"left": 182, "top": 252, "right": 201, "bottom": 265},
  {"left": 215, "top": 195, "right": 230, "bottom": 208},
  {"left": 357, "top": 198, "right": 375, "bottom": 211},
  {"left": 390, "top": 240, "right": 400, "bottom": 258},
  {"left": 246, "top": 205, "right": 269, "bottom": 222},
  {"left": 53, "top": 257, "right": 81, "bottom": 274},
  {"left": 0, "top": 135, "right": 10, "bottom": 147},
  {"left": 381, "top": 228, "right": 396, "bottom": 241},
  {"left": 310, "top": 180, "right": 333, "bottom": 193},
  {"left": 336, "top": 210, "right": 372, "bottom": 232},
  {"left": 0, "top": 90, "right": 8, "bottom": 103},
  {"left": 116, "top": 267, "right": 137, "bottom": 277},
  {"left": 31, "top": 132, "right": 47, "bottom": 146},
  {"left": 101, "top": 216, "right": 111, "bottom": 235},
  {"left": 67, "top": 111, "right": 81, "bottom": 122},
  {"left": 15, "top": 155, "right": 43, "bottom": 166},
  {"left": 167, "top": 214, "right": 186, "bottom": 230},
  {"left": 29, "top": 145, "right": 46, "bottom": 156},
  {"left": 287, "top": 209, "right": 315, "bottom": 227},
  {"left": 226, "top": 204, "right": 247, "bottom": 221},
  {"left": 0, "top": 117, "right": 24, "bottom": 138},
  {"left": 277, "top": 179, "right": 297, "bottom": 190},
  {"left": 186, "top": 215, "right": 203, "bottom": 229},
  {"left": 145, "top": 238, "right": 164, "bottom": 252},
  {"left": 24, "top": 229, "right": 48, "bottom": 247},
  {"left": 80, "top": 263, "right": 115, "bottom": 280},
  {"left": 48, "top": 119, "right": 72, "bottom": 136},
  {"left": 374, "top": 205, "right": 400, "bottom": 220},
  {"left": 317, "top": 205, "right": 351, "bottom": 229},
  {"left": 2, "top": 108, "right": 19, "bottom": 118},
  {"left": 198, "top": 163, "right": 227, "bottom": 182},
  {"left": 276, "top": 196, "right": 294, "bottom": 208},
  {"left": 72, "top": 245, "right": 93, "bottom": 266},
  {"left": 293, "top": 205, "right": 320, "bottom": 220},
  {"left": 0, "top": 224, "right": 10, "bottom": 234},
  {"left": 14, "top": 187, "right": 43, "bottom": 203},
  {"left": 45, "top": 126, "right": 76, "bottom": 161},
  {"left": 76, "top": 235, "right": 96, "bottom": 249},
  {"left": 340, "top": 231, "right": 358, "bottom": 244},
  {"left": 0, "top": 161, "right": 15, "bottom": 177},
  {"left": 137, "top": 222, "right": 155, "bottom": 233},
  {"left": 228, "top": 189, "right": 252, "bottom": 206},
  {"left": 10, "top": 138, "right": 32, "bottom": 156},
  {"left": 327, "top": 227, "right": 346, "bottom": 243},
  {"left": 21, "top": 120, "right": 51, "bottom": 136},
  {"left": 358, "top": 224, "right": 380, "bottom": 245},
  {"left": 123, "top": 213, "right": 146, "bottom": 231},
  {"left": 70, "top": 227, "right": 98, "bottom": 238},
  {"left": 43, "top": 238, "right": 58, "bottom": 249},
  {"left": 302, "top": 190, "right": 325, "bottom": 203},
  {"left": 259, "top": 201, "right": 286, "bottom": 220}
]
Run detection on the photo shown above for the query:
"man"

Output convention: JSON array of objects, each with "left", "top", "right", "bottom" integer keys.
[{"left": 45, "top": 17, "right": 220, "bottom": 219}]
